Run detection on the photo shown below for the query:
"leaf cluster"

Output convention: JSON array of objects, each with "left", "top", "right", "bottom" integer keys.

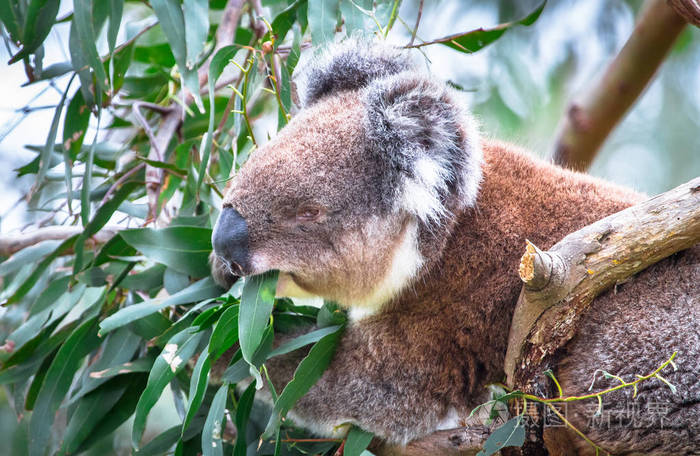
[{"left": 0, "top": 0, "right": 546, "bottom": 454}]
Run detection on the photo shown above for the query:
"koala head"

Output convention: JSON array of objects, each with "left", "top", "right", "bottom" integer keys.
[{"left": 212, "top": 40, "right": 482, "bottom": 315}]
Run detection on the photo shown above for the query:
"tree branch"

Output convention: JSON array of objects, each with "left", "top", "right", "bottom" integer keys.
[
  {"left": 0, "top": 225, "right": 121, "bottom": 257},
  {"left": 551, "top": 0, "right": 687, "bottom": 171},
  {"left": 505, "top": 176, "right": 700, "bottom": 388}
]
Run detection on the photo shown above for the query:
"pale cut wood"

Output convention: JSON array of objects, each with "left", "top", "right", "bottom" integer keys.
[{"left": 505, "top": 176, "right": 700, "bottom": 387}]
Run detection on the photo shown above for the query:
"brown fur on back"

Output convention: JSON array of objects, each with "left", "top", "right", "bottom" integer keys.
[{"left": 268, "top": 142, "right": 700, "bottom": 452}]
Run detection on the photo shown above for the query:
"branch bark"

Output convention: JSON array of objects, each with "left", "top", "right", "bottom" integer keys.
[
  {"left": 504, "top": 176, "right": 700, "bottom": 388},
  {"left": 551, "top": 0, "right": 687, "bottom": 171},
  {"left": 0, "top": 225, "right": 121, "bottom": 257}
]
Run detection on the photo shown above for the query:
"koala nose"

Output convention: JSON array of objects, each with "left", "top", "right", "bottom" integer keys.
[{"left": 212, "top": 207, "right": 251, "bottom": 276}]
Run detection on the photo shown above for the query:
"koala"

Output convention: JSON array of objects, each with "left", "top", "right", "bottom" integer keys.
[{"left": 211, "top": 40, "right": 700, "bottom": 455}]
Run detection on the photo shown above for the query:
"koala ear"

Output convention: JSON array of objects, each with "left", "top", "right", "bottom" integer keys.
[
  {"left": 298, "top": 39, "right": 419, "bottom": 107},
  {"left": 363, "top": 73, "right": 483, "bottom": 224}
]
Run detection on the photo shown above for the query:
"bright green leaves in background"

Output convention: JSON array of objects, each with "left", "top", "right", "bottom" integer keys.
[{"left": 0, "top": 0, "right": 548, "bottom": 454}]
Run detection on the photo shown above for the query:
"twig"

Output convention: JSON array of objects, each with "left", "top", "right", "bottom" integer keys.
[
  {"left": 249, "top": 0, "right": 267, "bottom": 37},
  {"left": 100, "top": 162, "right": 146, "bottom": 206},
  {"left": 407, "top": 0, "right": 424, "bottom": 47},
  {"left": 133, "top": 101, "right": 171, "bottom": 161},
  {"left": 552, "top": 0, "right": 687, "bottom": 170}
]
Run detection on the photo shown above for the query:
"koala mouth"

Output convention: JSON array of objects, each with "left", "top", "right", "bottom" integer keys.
[{"left": 276, "top": 272, "right": 318, "bottom": 299}]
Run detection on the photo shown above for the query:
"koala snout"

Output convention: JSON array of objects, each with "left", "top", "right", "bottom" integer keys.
[{"left": 212, "top": 207, "right": 251, "bottom": 276}]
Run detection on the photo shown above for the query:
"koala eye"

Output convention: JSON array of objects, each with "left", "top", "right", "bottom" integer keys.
[{"left": 296, "top": 204, "right": 322, "bottom": 222}]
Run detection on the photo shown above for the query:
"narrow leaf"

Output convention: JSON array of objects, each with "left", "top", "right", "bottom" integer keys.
[
  {"left": 209, "top": 304, "right": 239, "bottom": 361},
  {"left": 308, "top": 0, "right": 338, "bottom": 45},
  {"left": 29, "top": 318, "right": 101, "bottom": 456},
  {"left": 239, "top": 271, "right": 278, "bottom": 367},
  {"left": 233, "top": 382, "right": 255, "bottom": 456},
  {"left": 344, "top": 426, "right": 374, "bottom": 456},
  {"left": 202, "top": 383, "right": 229, "bottom": 456},
  {"left": 132, "top": 330, "right": 204, "bottom": 448},
  {"left": 73, "top": 0, "right": 109, "bottom": 91},
  {"left": 264, "top": 325, "right": 343, "bottom": 437},
  {"left": 99, "top": 277, "right": 222, "bottom": 334},
  {"left": 183, "top": 0, "right": 208, "bottom": 69},
  {"left": 9, "top": 0, "right": 59, "bottom": 62},
  {"left": 120, "top": 226, "right": 214, "bottom": 277},
  {"left": 408, "top": 1, "right": 546, "bottom": 54},
  {"left": 181, "top": 349, "right": 211, "bottom": 436},
  {"left": 477, "top": 416, "right": 525, "bottom": 456}
]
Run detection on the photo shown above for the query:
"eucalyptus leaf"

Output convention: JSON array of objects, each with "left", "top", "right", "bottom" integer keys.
[{"left": 202, "top": 382, "right": 229, "bottom": 456}]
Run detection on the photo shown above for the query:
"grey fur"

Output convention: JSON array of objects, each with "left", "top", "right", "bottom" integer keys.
[{"left": 299, "top": 38, "right": 420, "bottom": 107}]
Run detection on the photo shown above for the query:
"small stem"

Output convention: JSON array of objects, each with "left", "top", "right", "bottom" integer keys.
[
  {"left": 545, "top": 403, "right": 608, "bottom": 455},
  {"left": 407, "top": 0, "right": 424, "bottom": 47}
]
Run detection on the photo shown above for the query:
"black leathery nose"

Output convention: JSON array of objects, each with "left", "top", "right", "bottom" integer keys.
[{"left": 212, "top": 207, "right": 251, "bottom": 275}]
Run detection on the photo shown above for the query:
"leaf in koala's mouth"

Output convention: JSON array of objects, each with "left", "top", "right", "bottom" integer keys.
[{"left": 238, "top": 270, "right": 279, "bottom": 385}]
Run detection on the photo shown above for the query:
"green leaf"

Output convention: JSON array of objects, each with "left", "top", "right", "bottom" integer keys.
[
  {"left": 84, "top": 356, "right": 155, "bottom": 380},
  {"left": 263, "top": 325, "right": 343, "bottom": 437},
  {"left": 202, "top": 383, "right": 229, "bottom": 456},
  {"left": 61, "top": 88, "right": 90, "bottom": 159},
  {"left": 183, "top": 0, "right": 208, "bottom": 69},
  {"left": 150, "top": 0, "right": 203, "bottom": 110},
  {"left": 267, "top": 325, "right": 341, "bottom": 359},
  {"left": 233, "top": 382, "right": 255, "bottom": 456},
  {"left": 9, "top": 0, "right": 60, "bottom": 63},
  {"left": 199, "top": 45, "right": 237, "bottom": 196},
  {"left": 28, "top": 318, "right": 101, "bottom": 456},
  {"left": 209, "top": 304, "right": 239, "bottom": 361},
  {"left": 107, "top": 0, "right": 123, "bottom": 94},
  {"left": 344, "top": 426, "right": 374, "bottom": 456},
  {"left": 61, "top": 88, "right": 90, "bottom": 212},
  {"left": 271, "top": 0, "right": 305, "bottom": 44},
  {"left": 132, "top": 329, "right": 204, "bottom": 448},
  {"left": 412, "top": 0, "right": 546, "bottom": 54},
  {"left": 69, "top": 326, "right": 142, "bottom": 402},
  {"left": 308, "top": 0, "right": 338, "bottom": 45},
  {"left": 73, "top": 0, "right": 110, "bottom": 92},
  {"left": 0, "top": 0, "right": 23, "bottom": 43},
  {"left": 1, "top": 234, "right": 78, "bottom": 306},
  {"left": 135, "top": 425, "right": 182, "bottom": 456},
  {"left": 36, "top": 74, "right": 74, "bottom": 193},
  {"left": 75, "top": 374, "right": 148, "bottom": 454},
  {"left": 164, "top": 267, "right": 191, "bottom": 294},
  {"left": 150, "top": 0, "right": 187, "bottom": 69},
  {"left": 60, "top": 376, "right": 132, "bottom": 455},
  {"left": 239, "top": 271, "right": 278, "bottom": 369},
  {"left": 476, "top": 416, "right": 525, "bottom": 456},
  {"left": 100, "top": 276, "right": 222, "bottom": 334},
  {"left": 0, "top": 239, "right": 61, "bottom": 276},
  {"left": 339, "top": 0, "right": 372, "bottom": 36},
  {"left": 74, "top": 180, "right": 138, "bottom": 274},
  {"left": 181, "top": 349, "right": 211, "bottom": 437},
  {"left": 119, "top": 226, "right": 213, "bottom": 277},
  {"left": 120, "top": 264, "right": 166, "bottom": 290},
  {"left": 79, "top": 93, "right": 103, "bottom": 228},
  {"left": 221, "top": 357, "right": 249, "bottom": 384}
]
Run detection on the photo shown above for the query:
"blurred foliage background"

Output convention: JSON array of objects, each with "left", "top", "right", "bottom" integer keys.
[{"left": 0, "top": 0, "right": 698, "bottom": 455}]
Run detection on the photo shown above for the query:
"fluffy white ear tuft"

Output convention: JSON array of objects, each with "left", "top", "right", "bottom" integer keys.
[{"left": 401, "top": 156, "right": 452, "bottom": 224}]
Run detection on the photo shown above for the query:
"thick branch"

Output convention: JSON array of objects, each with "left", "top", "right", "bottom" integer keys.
[
  {"left": 505, "top": 176, "right": 700, "bottom": 387},
  {"left": 551, "top": 0, "right": 687, "bottom": 171},
  {"left": 0, "top": 226, "right": 121, "bottom": 257}
]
